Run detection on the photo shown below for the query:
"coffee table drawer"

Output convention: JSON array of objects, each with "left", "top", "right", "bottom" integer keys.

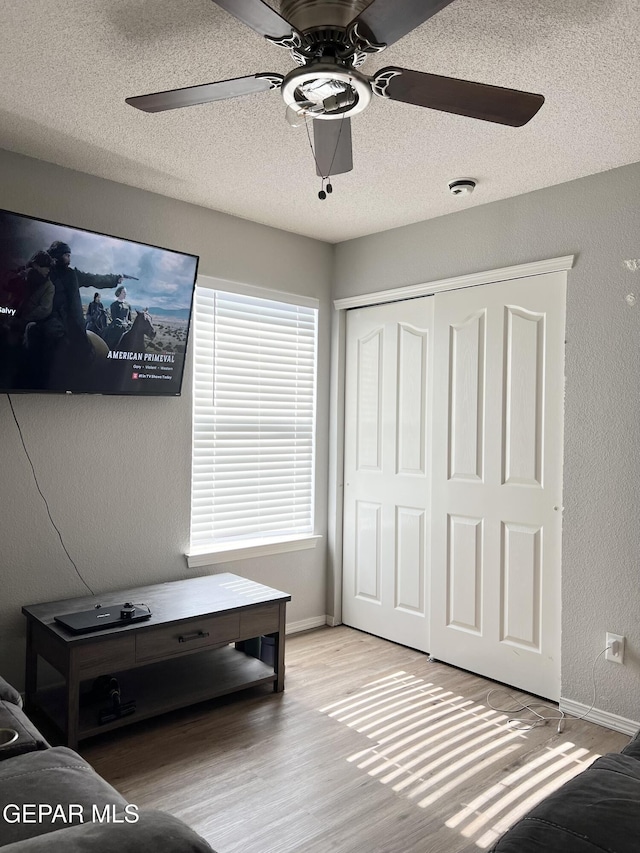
[
  {"left": 76, "top": 635, "right": 136, "bottom": 677},
  {"left": 239, "top": 605, "right": 280, "bottom": 639},
  {"left": 135, "top": 613, "right": 240, "bottom": 662}
]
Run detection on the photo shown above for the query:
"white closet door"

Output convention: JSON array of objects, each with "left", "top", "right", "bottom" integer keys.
[
  {"left": 430, "top": 272, "right": 566, "bottom": 700},
  {"left": 342, "top": 298, "right": 434, "bottom": 652}
]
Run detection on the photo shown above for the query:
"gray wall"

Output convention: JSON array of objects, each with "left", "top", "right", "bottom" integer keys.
[
  {"left": 334, "top": 161, "right": 640, "bottom": 722},
  {"left": 3, "top": 142, "right": 639, "bottom": 723},
  {"left": 0, "top": 149, "right": 332, "bottom": 689}
]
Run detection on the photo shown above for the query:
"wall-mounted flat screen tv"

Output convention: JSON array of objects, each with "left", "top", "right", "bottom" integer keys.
[{"left": 0, "top": 207, "right": 199, "bottom": 396}]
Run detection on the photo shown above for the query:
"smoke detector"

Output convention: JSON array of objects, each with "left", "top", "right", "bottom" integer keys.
[{"left": 448, "top": 178, "right": 476, "bottom": 196}]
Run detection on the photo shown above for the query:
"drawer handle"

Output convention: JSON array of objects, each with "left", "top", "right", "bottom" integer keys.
[{"left": 178, "top": 630, "right": 210, "bottom": 643}]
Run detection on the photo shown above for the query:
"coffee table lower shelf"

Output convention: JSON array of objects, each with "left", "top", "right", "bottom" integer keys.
[{"left": 33, "top": 645, "right": 275, "bottom": 743}]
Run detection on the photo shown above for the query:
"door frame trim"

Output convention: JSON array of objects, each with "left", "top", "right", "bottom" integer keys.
[
  {"left": 328, "top": 255, "right": 575, "bottom": 625},
  {"left": 334, "top": 255, "right": 574, "bottom": 311}
]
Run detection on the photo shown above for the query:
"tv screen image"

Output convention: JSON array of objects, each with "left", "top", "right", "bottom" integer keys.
[{"left": 0, "top": 208, "right": 199, "bottom": 396}]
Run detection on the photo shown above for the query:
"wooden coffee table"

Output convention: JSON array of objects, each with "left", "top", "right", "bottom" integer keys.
[{"left": 22, "top": 573, "right": 290, "bottom": 749}]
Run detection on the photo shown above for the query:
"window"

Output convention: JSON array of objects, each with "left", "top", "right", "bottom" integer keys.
[{"left": 190, "top": 284, "right": 318, "bottom": 557}]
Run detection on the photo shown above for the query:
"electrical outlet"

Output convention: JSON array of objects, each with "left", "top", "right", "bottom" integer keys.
[{"left": 606, "top": 632, "right": 625, "bottom": 664}]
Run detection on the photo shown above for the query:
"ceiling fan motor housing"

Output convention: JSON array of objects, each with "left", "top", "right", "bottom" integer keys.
[
  {"left": 280, "top": 0, "right": 371, "bottom": 31},
  {"left": 275, "top": 1, "right": 394, "bottom": 123}
]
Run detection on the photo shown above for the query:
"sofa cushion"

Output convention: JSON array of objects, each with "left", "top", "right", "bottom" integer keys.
[
  {"left": 0, "top": 809, "right": 215, "bottom": 852},
  {"left": 0, "top": 702, "right": 48, "bottom": 761},
  {"left": 0, "top": 678, "right": 23, "bottom": 709},
  {"left": 621, "top": 728, "right": 640, "bottom": 761},
  {"left": 0, "top": 746, "right": 128, "bottom": 846},
  {"left": 490, "top": 752, "right": 640, "bottom": 853}
]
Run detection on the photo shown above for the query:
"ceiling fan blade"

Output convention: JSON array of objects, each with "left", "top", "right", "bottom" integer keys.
[
  {"left": 126, "top": 74, "right": 283, "bottom": 113},
  {"left": 371, "top": 67, "right": 544, "bottom": 127},
  {"left": 211, "top": 0, "right": 296, "bottom": 41},
  {"left": 313, "top": 118, "right": 353, "bottom": 177},
  {"left": 351, "top": 0, "right": 456, "bottom": 48}
]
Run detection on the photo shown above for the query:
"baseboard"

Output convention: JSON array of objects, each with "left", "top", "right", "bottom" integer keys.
[
  {"left": 559, "top": 698, "right": 640, "bottom": 735},
  {"left": 325, "top": 615, "right": 342, "bottom": 627},
  {"left": 286, "top": 616, "right": 329, "bottom": 634}
]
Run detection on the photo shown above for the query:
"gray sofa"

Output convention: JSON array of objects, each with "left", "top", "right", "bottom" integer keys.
[
  {"left": 489, "top": 728, "right": 640, "bottom": 852},
  {"left": 0, "top": 676, "right": 213, "bottom": 851}
]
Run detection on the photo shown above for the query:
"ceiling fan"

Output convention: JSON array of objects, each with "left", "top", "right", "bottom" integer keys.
[{"left": 126, "top": 0, "right": 544, "bottom": 180}]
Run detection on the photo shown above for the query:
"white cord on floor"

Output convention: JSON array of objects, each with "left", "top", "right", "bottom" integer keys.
[{"left": 486, "top": 645, "right": 611, "bottom": 734}]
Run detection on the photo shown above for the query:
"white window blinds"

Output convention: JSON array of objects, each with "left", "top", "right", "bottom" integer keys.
[{"left": 191, "top": 286, "right": 318, "bottom": 551}]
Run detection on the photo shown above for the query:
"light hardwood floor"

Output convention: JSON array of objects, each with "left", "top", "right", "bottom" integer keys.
[{"left": 83, "top": 626, "right": 630, "bottom": 853}]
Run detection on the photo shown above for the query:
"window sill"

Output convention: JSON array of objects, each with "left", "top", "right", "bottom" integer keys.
[{"left": 186, "top": 534, "right": 322, "bottom": 567}]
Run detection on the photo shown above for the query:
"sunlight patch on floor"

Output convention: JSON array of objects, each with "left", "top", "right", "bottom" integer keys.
[{"left": 320, "top": 671, "right": 600, "bottom": 848}]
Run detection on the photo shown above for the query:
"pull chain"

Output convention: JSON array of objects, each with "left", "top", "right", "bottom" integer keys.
[
  {"left": 305, "top": 115, "right": 342, "bottom": 200},
  {"left": 318, "top": 177, "right": 334, "bottom": 200}
]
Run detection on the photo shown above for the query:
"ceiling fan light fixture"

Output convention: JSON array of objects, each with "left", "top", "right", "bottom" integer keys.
[
  {"left": 281, "top": 62, "right": 371, "bottom": 120},
  {"left": 298, "top": 78, "right": 346, "bottom": 104},
  {"left": 323, "top": 87, "right": 356, "bottom": 113},
  {"left": 285, "top": 104, "right": 309, "bottom": 127},
  {"left": 285, "top": 101, "right": 323, "bottom": 126}
]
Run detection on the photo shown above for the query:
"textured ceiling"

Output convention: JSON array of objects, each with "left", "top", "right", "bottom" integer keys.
[{"left": 0, "top": 0, "right": 639, "bottom": 243}]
